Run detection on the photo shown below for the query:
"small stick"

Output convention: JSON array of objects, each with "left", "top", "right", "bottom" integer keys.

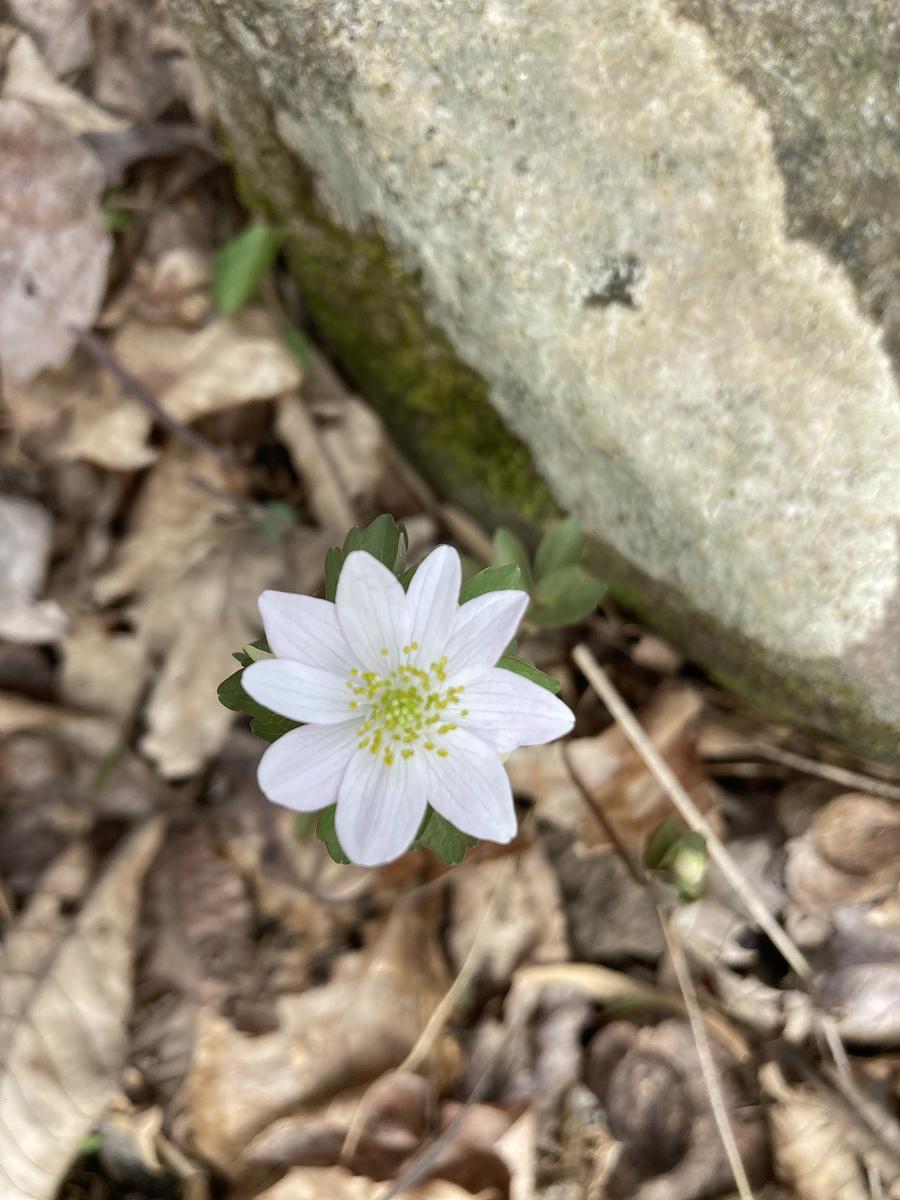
[
  {"left": 572, "top": 644, "right": 813, "bottom": 982},
  {"left": 73, "top": 328, "right": 231, "bottom": 465},
  {"left": 748, "top": 741, "right": 900, "bottom": 804},
  {"left": 660, "top": 912, "right": 756, "bottom": 1200}
]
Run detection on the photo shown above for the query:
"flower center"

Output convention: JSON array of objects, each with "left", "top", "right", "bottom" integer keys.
[{"left": 347, "top": 651, "right": 467, "bottom": 767}]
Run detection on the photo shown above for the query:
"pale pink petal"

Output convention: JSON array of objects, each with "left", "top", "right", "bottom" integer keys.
[
  {"left": 259, "top": 591, "right": 357, "bottom": 673},
  {"left": 243, "top": 659, "right": 355, "bottom": 724},
  {"left": 422, "top": 727, "right": 516, "bottom": 843},
  {"left": 257, "top": 721, "right": 359, "bottom": 811},
  {"left": 444, "top": 589, "right": 529, "bottom": 683},
  {"left": 405, "top": 544, "right": 461, "bottom": 669},
  {"left": 336, "top": 748, "right": 429, "bottom": 866},
  {"left": 335, "top": 551, "right": 411, "bottom": 673},
  {"left": 452, "top": 666, "right": 574, "bottom": 753}
]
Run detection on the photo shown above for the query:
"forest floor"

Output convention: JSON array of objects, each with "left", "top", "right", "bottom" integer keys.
[{"left": 2, "top": 4, "right": 900, "bottom": 1199}]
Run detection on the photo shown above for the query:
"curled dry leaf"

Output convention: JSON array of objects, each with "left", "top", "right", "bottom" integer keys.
[
  {"left": 816, "top": 906, "right": 900, "bottom": 1045},
  {"left": 0, "top": 820, "right": 165, "bottom": 1200},
  {"left": 763, "top": 1062, "right": 870, "bottom": 1200},
  {"left": 0, "top": 98, "right": 111, "bottom": 382},
  {"left": 0, "top": 495, "right": 67, "bottom": 643},
  {"left": 507, "top": 685, "right": 716, "bottom": 852},
  {"left": 94, "top": 445, "right": 289, "bottom": 776},
  {"left": 185, "top": 896, "right": 458, "bottom": 1173},
  {"left": 785, "top": 793, "right": 900, "bottom": 948},
  {"left": 587, "top": 1019, "right": 767, "bottom": 1200}
]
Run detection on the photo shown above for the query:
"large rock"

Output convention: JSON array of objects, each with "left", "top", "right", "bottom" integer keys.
[{"left": 172, "top": 0, "right": 900, "bottom": 761}]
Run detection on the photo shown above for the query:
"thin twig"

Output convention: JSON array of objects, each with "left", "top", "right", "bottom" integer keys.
[
  {"left": 561, "top": 741, "right": 647, "bottom": 886},
  {"left": 747, "top": 742, "right": 900, "bottom": 804},
  {"left": 572, "top": 644, "right": 813, "bottom": 982},
  {"left": 73, "top": 328, "right": 231, "bottom": 465},
  {"left": 659, "top": 912, "right": 756, "bottom": 1200}
]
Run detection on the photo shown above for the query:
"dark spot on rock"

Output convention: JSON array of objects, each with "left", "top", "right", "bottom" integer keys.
[
  {"left": 514, "top": 155, "right": 529, "bottom": 174},
  {"left": 583, "top": 255, "right": 642, "bottom": 309},
  {"left": 506, "top": 117, "right": 517, "bottom": 130}
]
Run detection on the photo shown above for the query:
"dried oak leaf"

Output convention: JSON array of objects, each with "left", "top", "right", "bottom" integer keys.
[
  {"left": 185, "top": 896, "right": 458, "bottom": 1174},
  {"left": 93, "top": 445, "right": 290, "bottom": 777},
  {"left": 0, "top": 494, "right": 67, "bottom": 643},
  {"left": 0, "top": 821, "right": 165, "bottom": 1200},
  {"left": 0, "top": 98, "right": 111, "bottom": 382}
]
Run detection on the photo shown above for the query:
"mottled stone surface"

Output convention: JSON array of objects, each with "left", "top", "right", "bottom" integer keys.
[{"left": 172, "top": 0, "right": 900, "bottom": 760}]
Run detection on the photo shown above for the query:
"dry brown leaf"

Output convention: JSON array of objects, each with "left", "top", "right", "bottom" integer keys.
[
  {"left": 70, "top": 309, "right": 300, "bottom": 470},
  {"left": 507, "top": 685, "right": 716, "bottom": 851},
  {"left": 0, "top": 98, "right": 111, "bottom": 382},
  {"left": 588, "top": 1020, "right": 766, "bottom": 1200},
  {"left": 7, "top": 0, "right": 91, "bottom": 75},
  {"left": 817, "top": 906, "right": 900, "bottom": 1045},
  {"left": 448, "top": 846, "right": 568, "bottom": 991},
  {"left": 0, "top": 820, "right": 165, "bottom": 1200},
  {"left": 253, "top": 1167, "right": 479, "bottom": 1200},
  {"left": 763, "top": 1063, "right": 870, "bottom": 1200},
  {"left": 61, "top": 613, "right": 147, "bottom": 719},
  {"left": 276, "top": 394, "right": 357, "bottom": 534},
  {"left": 93, "top": 445, "right": 291, "bottom": 776},
  {"left": 0, "top": 495, "right": 67, "bottom": 643},
  {"left": 90, "top": 0, "right": 189, "bottom": 122},
  {"left": 0, "top": 691, "right": 117, "bottom": 756},
  {"left": 4, "top": 33, "right": 125, "bottom": 135},
  {"left": 185, "top": 896, "right": 457, "bottom": 1173}
]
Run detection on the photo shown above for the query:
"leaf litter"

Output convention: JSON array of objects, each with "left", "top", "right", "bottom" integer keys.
[{"left": 2, "top": 4, "right": 900, "bottom": 1200}]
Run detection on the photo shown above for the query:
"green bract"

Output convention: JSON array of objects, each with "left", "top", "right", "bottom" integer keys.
[{"left": 491, "top": 515, "right": 607, "bottom": 628}]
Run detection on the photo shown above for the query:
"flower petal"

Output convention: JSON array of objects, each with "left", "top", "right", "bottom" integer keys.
[
  {"left": 243, "top": 659, "right": 355, "bottom": 724},
  {"left": 406, "top": 544, "right": 461, "bottom": 669},
  {"left": 336, "top": 748, "right": 429, "bottom": 866},
  {"left": 453, "top": 666, "right": 574, "bottom": 753},
  {"left": 258, "top": 591, "right": 358, "bottom": 674},
  {"left": 422, "top": 727, "right": 517, "bottom": 843},
  {"left": 335, "top": 551, "right": 411, "bottom": 673},
  {"left": 444, "top": 589, "right": 529, "bottom": 683},
  {"left": 257, "top": 721, "right": 359, "bottom": 811}
]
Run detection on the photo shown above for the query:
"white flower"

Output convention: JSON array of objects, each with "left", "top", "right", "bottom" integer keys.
[{"left": 242, "top": 545, "right": 574, "bottom": 866}]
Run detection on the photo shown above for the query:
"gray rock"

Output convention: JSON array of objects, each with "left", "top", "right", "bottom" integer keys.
[{"left": 172, "top": 0, "right": 900, "bottom": 760}]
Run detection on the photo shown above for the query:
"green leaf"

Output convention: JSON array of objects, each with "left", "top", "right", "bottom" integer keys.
[
  {"left": 459, "top": 563, "right": 522, "bottom": 604},
  {"left": 341, "top": 514, "right": 408, "bottom": 571},
  {"left": 232, "top": 637, "right": 271, "bottom": 666},
  {"left": 644, "top": 815, "right": 683, "bottom": 870},
  {"left": 532, "top": 564, "right": 606, "bottom": 627},
  {"left": 413, "top": 808, "right": 478, "bottom": 865},
  {"left": 492, "top": 528, "right": 533, "bottom": 592},
  {"left": 324, "top": 546, "right": 344, "bottom": 602},
  {"left": 218, "top": 666, "right": 300, "bottom": 742},
  {"left": 281, "top": 325, "right": 311, "bottom": 368},
  {"left": 535, "top": 515, "right": 584, "bottom": 580},
  {"left": 250, "top": 711, "right": 301, "bottom": 743},
  {"left": 256, "top": 500, "right": 297, "bottom": 542},
  {"left": 213, "top": 223, "right": 285, "bottom": 316},
  {"left": 316, "top": 805, "right": 350, "bottom": 864},
  {"left": 497, "top": 655, "right": 561, "bottom": 693}
]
